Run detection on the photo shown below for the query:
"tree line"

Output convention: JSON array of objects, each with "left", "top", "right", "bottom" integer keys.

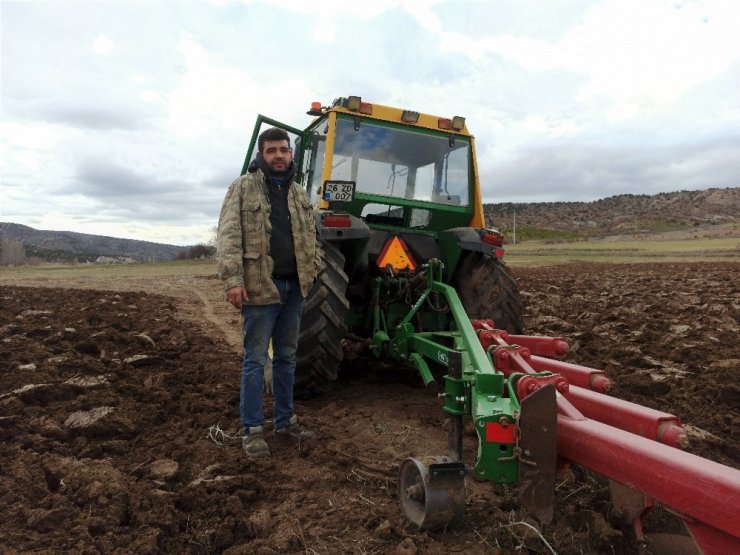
[
  {"left": 0, "top": 239, "right": 216, "bottom": 265},
  {"left": 175, "top": 244, "right": 216, "bottom": 260}
]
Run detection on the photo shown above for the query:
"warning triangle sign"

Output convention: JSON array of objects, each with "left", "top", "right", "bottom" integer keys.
[{"left": 376, "top": 236, "right": 417, "bottom": 272}]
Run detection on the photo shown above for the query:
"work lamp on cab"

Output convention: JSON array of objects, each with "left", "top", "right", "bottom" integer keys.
[
  {"left": 452, "top": 116, "right": 466, "bottom": 131},
  {"left": 401, "top": 110, "right": 420, "bottom": 124},
  {"left": 347, "top": 96, "right": 362, "bottom": 111}
]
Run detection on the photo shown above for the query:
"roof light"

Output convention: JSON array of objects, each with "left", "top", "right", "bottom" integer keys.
[
  {"left": 438, "top": 118, "right": 452, "bottom": 130},
  {"left": 359, "top": 102, "right": 373, "bottom": 115},
  {"left": 452, "top": 116, "right": 466, "bottom": 131},
  {"left": 347, "top": 96, "right": 362, "bottom": 111},
  {"left": 401, "top": 110, "right": 420, "bottom": 123},
  {"left": 307, "top": 101, "right": 323, "bottom": 116}
]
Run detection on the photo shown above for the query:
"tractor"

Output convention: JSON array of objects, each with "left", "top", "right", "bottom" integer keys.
[
  {"left": 242, "top": 96, "right": 523, "bottom": 395},
  {"left": 241, "top": 96, "right": 740, "bottom": 553}
]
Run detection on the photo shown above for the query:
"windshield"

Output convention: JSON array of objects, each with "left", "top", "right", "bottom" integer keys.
[{"left": 330, "top": 117, "right": 470, "bottom": 206}]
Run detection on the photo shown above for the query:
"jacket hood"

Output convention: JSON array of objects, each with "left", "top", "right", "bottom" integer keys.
[{"left": 247, "top": 153, "right": 296, "bottom": 183}]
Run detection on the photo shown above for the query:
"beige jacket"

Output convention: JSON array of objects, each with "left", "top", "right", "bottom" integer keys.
[{"left": 217, "top": 170, "right": 318, "bottom": 303}]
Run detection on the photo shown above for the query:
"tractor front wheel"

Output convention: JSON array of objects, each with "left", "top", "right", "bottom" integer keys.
[
  {"left": 453, "top": 252, "right": 524, "bottom": 334},
  {"left": 295, "top": 240, "right": 349, "bottom": 397}
]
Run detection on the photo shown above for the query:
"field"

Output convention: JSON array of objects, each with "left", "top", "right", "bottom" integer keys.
[{"left": 1, "top": 248, "right": 738, "bottom": 554}]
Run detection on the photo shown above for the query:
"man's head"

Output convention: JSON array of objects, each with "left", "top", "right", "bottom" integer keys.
[{"left": 258, "top": 127, "right": 292, "bottom": 175}]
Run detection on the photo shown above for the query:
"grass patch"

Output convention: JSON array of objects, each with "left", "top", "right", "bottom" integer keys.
[
  {"left": 499, "top": 226, "right": 585, "bottom": 243},
  {"left": 503, "top": 237, "right": 739, "bottom": 267},
  {"left": 0, "top": 259, "right": 217, "bottom": 279}
]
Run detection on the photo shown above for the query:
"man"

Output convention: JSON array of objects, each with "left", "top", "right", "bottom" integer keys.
[{"left": 217, "top": 127, "right": 317, "bottom": 459}]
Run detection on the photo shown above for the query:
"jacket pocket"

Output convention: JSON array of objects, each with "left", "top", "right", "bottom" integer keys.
[
  {"left": 241, "top": 199, "right": 263, "bottom": 252},
  {"left": 242, "top": 251, "right": 262, "bottom": 294},
  {"left": 298, "top": 197, "right": 313, "bottom": 231}
]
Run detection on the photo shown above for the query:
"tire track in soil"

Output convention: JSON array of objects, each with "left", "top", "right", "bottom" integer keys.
[{"left": 188, "top": 284, "right": 242, "bottom": 353}]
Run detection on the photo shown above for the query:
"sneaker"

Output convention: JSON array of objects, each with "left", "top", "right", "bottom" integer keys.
[
  {"left": 274, "top": 415, "right": 315, "bottom": 442},
  {"left": 242, "top": 426, "right": 270, "bottom": 458}
]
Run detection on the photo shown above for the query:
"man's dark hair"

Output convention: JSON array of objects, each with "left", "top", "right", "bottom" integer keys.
[{"left": 258, "top": 127, "right": 291, "bottom": 153}]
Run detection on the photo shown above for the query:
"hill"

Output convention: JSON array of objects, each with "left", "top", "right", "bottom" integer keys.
[
  {"left": 0, "top": 223, "right": 185, "bottom": 263},
  {"left": 483, "top": 187, "right": 739, "bottom": 242},
  {"left": 1, "top": 188, "right": 737, "bottom": 263}
]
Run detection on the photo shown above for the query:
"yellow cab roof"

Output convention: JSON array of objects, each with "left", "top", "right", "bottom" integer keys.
[{"left": 321, "top": 96, "right": 474, "bottom": 138}]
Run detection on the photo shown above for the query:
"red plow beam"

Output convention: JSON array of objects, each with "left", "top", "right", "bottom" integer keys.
[{"left": 471, "top": 320, "right": 740, "bottom": 554}]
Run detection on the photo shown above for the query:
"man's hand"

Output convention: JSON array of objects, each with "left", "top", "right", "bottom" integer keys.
[{"left": 226, "top": 286, "right": 249, "bottom": 309}]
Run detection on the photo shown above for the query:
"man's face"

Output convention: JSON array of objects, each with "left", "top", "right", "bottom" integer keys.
[{"left": 261, "top": 139, "right": 292, "bottom": 174}]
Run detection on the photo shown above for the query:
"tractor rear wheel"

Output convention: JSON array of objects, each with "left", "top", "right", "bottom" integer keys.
[
  {"left": 453, "top": 252, "right": 524, "bottom": 334},
  {"left": 295, "top": 240, "right": 349, "bottom": 397}
]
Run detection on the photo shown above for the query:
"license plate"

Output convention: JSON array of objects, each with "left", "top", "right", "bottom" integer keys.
[{"left": 323, "top": 180, "right": 355, "bottom": 202}]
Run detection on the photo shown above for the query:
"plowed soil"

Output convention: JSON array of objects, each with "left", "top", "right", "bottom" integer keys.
[{"left": 1, "top": 262, "right": 738, "bottom": 554}]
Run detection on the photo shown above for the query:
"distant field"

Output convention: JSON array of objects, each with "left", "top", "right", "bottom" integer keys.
[
  {"left": 1, "top": 236, "right": 739, "bottom": 281},
  {"left": 0, "top": 259, "right": 216, "bottom": 282},
  {"left": 503, "top": 236, "right": 739, "bottom": 267}
]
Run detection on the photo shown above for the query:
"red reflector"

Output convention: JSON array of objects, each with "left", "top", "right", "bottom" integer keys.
[
  {"left": 438, "top": 118, "right": 452, "bottom": 130},
  {"left": 322, "top": 215, "right": 351, "bottom": 228},
  {"left": 494, "top": 248, "right": 505, "bottom": 258},
  {"left": 486, "top": 422, "right": 516, "bottom": 443}
]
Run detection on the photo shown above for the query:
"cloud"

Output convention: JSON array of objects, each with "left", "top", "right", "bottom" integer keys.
[
  {"left": 485, "top": 133, "right": 740, "bottom": 203},
  {"left": 92, "top": 35, "right": 115, "bottom": 56},
  {"left": 1, "top": 0, "right": 739, "bottom": 244}
]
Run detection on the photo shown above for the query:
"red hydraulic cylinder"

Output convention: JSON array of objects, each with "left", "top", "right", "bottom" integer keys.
[
  {"left": 529, "top": 355, "right": 612, "bottom": 392},
  {"left": 506, "top": 335, "right": 569, "bottom": 359},
  {"left": 557, "top": 414, "right": 740, "bottom": 553},
  {"left": 565, "top": 386, "right": 688, "bottom": 448}
]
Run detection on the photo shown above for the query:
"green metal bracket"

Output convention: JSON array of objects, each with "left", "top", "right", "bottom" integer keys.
[{"left": 409, "top": 353, "right": 435, "bottom": 386}]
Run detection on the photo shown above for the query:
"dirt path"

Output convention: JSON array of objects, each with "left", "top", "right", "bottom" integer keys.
[
  {"left": 1, "top": 261, "right": 737, "bottom": 554},
  {"left": 186, "top": 279, "right": 243, "bottom": 353}
]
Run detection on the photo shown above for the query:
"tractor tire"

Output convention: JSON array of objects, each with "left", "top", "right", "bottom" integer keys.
[
  {"left": 295, "top": 240, "right": 350, "bottom": 397},
  {"left": 452, "top": 252, "right": 524, "bottom": 334}
]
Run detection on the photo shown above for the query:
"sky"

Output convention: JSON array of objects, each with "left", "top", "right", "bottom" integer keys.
[{"left": 1, "top": 0, "right": 739, "bottom": 246}]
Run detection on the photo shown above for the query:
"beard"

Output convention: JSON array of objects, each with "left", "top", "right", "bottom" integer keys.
[{"left": 267, "top": 159, "right": 288, "bottom": 175}]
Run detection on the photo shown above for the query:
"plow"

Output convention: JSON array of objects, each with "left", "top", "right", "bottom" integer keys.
[
  {"left": 388, "top": 260, "right": 739, "bottom": 553},
  {"left": 242, "top": 96, "right": 740, "bottom": 553}
]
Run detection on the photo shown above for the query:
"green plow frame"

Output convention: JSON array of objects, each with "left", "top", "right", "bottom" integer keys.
[
  {"left": 370, "top": 259, "right": 522, "bottom": 483},
  {"left": 377, "top": 259, "right": 558, "bottom": 529}
]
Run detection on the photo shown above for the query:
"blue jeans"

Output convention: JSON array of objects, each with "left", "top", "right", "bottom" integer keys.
[{"left": 240, "top": 277, "right": 304, "bottom": 430}]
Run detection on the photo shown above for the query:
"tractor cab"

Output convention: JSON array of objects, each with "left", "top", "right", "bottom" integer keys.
[
  {"left": 242, "top": 96, "right": 486, "bottom": 234},
  {"left": 301, "top": 96, "right": 480, "bottom": 234}
]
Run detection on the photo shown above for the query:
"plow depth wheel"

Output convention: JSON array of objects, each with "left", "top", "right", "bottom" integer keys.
[{"left": 398, "top": 456, "right": 466, "bottom": 531}]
